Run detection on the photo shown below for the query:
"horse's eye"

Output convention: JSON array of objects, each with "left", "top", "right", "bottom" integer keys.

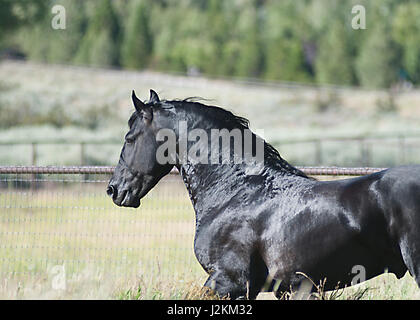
[{"left": 126, "top": 137, "right": 135, "bottom": 144}]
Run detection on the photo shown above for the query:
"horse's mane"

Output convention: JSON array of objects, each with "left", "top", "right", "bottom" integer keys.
[{"left": 161, "top": 98, "right": 309, "bottom": 179}]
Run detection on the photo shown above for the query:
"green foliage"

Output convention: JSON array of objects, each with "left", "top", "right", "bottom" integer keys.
[
  {"left": 5, "top": 0, "right": 420, "bottom": 88},
  {"left": 120, "top": 0, "right": 153, "bottom": 69},
  {"left": 355, "top": 22, "right": 398, "bottom": 88},
  {"left": 264, "top": 39, "right": 309, "bottom": 82},
  {"left": 47, "top": 0, "right": 87, "bottom": 64},
  {"left": 0, "top": 0, "right": 47, "bottom": 35},
  {"left": 200, "top": 0, "right": 231, "bottom": 75},
  {"left": 392, "top": 2, "right": 420, "bottom": 82},
  {"left": 262, "top": 1, "right": 311, "bottom": 82},
  {"left": 315, "top": 20, "right": 354, "bottom": 86},
  {"left": 234, "top": 7, "right": 262, "bottom": 78},
  {"left": 74, "top": 0, "right": 121, "bottom": 67}
]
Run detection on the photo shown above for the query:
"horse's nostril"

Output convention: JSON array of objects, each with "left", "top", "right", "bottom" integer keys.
[{"left": 107, "top": 185, "right": 115, "bottom": 197}]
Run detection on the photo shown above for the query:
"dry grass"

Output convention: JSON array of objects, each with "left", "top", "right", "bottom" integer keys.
[
  {"left": 2, "top": 60, "right": 420, "bottom": 166},
  {"left": 0, "top": 173, "right": 419, "bottom": 299},
  {"left": 256, "top": 272, "right": 420, "bottom": 300},
  {"left": 0, "top": 174, "right": 208, "bottom": 299}
]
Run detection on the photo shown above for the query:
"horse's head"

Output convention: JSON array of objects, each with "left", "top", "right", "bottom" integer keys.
[{"left": 107, "top": 90, "right": 174, "bottom": 208}]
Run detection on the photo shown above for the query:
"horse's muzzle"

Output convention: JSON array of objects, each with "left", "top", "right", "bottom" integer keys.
[{"left": 107, "top": 183, "right": 141, "bottom": 208}]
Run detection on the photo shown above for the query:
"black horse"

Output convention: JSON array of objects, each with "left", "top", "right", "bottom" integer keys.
[{"left": 108, "top": 90, "right": 420, "bottom": 299}]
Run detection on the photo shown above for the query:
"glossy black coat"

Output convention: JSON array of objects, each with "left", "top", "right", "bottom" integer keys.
[{"left": 108, "top": 90, "right": 420, "bottom": 299}]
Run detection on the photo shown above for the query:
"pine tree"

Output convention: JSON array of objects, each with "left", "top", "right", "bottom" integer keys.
[
  {"left": 355, "top": 22, "right": 397, "bottom": 88},
  {"left": 47, "top": 0, "right": 87, "bottom": 63},
  {"left": 315, "top": 20, "right": 354, "bottom": 86},
  {"left": 201, "top": 0, "right": 229, "bottom": 75},
  {"left": 0, "top": 0, "right": 47, "bottom": 36},
  {"left": 392, "top": 2, "right": 420, "bottom": 83},
  {"left": 74, "top": 0, "right": 120, "bottom": 67},
  {"left": 235, "top": 7, "right": 262, "bottom": 78},
  {"left": 262, "top": 0, "right": 311, "bottom": 82},
  {"left": 264, "top": 39, "right": 310, "bottom": 82},
  {"left": 121, "top": 0, "right": 153, "bottom": 70}
]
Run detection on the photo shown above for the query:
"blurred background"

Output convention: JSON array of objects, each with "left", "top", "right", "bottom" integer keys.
[{"left": 1, "top": 0, "right": 420, "bottom": 167}]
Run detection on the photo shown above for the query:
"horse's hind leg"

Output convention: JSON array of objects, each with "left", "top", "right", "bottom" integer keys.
[{"left": 248, "top": 249, "right": 269, "bottom": 299}]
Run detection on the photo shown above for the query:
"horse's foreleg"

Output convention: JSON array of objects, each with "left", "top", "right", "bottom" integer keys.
[
  {"left": 201, "top": 247, "right": 254, "bottom": 300},
  {"left": 196, "top": 226, "right": 259, "bottom": 299},
  {"left": 204, "top": 268, "right": 248, "bottom": 300}
]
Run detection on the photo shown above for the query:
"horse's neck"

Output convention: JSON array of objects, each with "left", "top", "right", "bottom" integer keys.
[
  {"left": 172, "top": 105, "right": 308, "bottom": 219},
  {"left": 176, "top": 162, "right": 248, "bottom": 213}
]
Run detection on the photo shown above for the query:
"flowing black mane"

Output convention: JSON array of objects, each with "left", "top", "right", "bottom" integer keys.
[
  {"left": 128, "top": 97, "right": 309, "bottom": 178},
  {"left": 156, "top": 98, "right": 310, "bottom": 179}
]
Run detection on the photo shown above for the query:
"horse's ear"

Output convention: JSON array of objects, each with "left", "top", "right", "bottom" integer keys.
[
  {"left": 132, "top": 90, "right": 145, "bottom": 112},
  {"left": 132, "top": 90, "right": 153, "bottom": 124},
  {"left": 149, "top": 89, "right": 160, "bottom": 103}
]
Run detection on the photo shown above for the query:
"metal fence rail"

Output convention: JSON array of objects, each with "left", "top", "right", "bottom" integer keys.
[
  {"left": 0, "top": 165, "right": 385, "bottom": 299},
  {"left": 0, "top": 165, "right": 386, "bottom": 176}
]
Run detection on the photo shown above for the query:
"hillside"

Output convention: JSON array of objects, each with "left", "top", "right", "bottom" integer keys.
[{"left": 1, "top": 60, "right": 420, "bottom": 166}]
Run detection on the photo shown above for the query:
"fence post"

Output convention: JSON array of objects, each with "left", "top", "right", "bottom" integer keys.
[
  {"left": 315, "top": 140, "right": 322, "bottom": 165},
  {"left": 360, "top": 138, "right": 370, "bottom": 166},
  {"left": 31, "top": 143, "right": 37, "bottom": 184},
  {"left": 80, "top": 142, "right": 85, "bottom": 166},
  {"left": 398, "top": 135, "right": 406, "bottom": 164},
  {"left": 31, "top": 143, "right": 37, "bottom": 166}
]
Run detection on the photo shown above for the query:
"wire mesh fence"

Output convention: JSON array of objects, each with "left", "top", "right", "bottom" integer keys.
[
  {"left": 0, "top": 167, "right": 203, "bottom": 299},
  {"left": 0, "top": 166, "right": 384, "bottom": 299}
]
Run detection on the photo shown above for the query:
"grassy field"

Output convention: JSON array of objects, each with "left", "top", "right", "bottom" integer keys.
[
  {"left": 0, "top": 173, "right": 418, "bottom": 300},
  {"left": 0, "top": 173, "right": 207, "bottom": 299},
  {"left": 1, "top": 60, "right": 420, "bottom": 166}
]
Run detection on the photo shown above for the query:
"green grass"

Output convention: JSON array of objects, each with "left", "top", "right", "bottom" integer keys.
[
  {"left": 0, "top": 174, "right": 207, "bottom": 299},
  {"left": 0, "top": 174, "right": 419, "bottom": 299}
]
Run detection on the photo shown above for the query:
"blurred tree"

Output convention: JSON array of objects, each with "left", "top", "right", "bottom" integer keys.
[
  {"left": 201, "top": 0, "right": 230, "bottom": 75},
  {"left": 264, "top": 40, "right": 309, "bottom": 82},
  {"left": 235, "top": 6, "right": 263, "bottom": 78},
  {"left": 153, "top": 4, "right": 211, "bottom": 73},
  {"left": 48, "top": 0, "right": 87, "bottom": 63},
  {"left": 0, "top": 0, "right": 47, "bottom": 35},
  {"left": 74, "top": 0, "right": 121, "bottom": 67},
  {"left": 5, "top": 0, "right": 419, "bottom": 88},
  {"left": 120, "top": 0, "right": 153, "bottom": 69},
  {"left": 263, "top": 0, "right": 311, "bottom": 82},
  {"left": 355, "top": 22, "right": 397, "bottom": 88},
  {"left": 392, "top": 2, "right": 420, "bottom": 83},
  {"left": 315, "top": 20, "right": 354, "bottom": 86},
  {"left": 11, "top": 0, "right": 86, "bottom": 63}
]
